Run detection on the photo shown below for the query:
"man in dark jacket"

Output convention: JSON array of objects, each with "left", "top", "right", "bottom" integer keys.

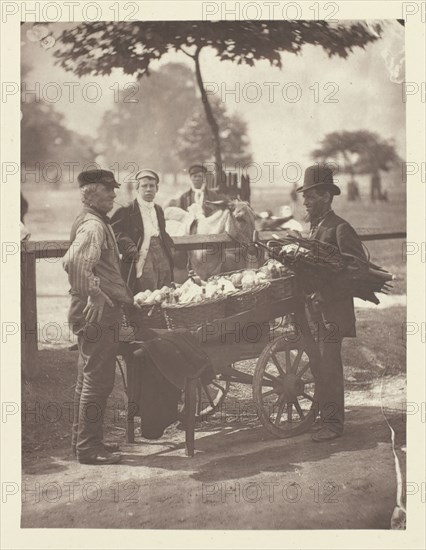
[
  {"left": 297, "top": 165, "right": 367, "bottom": 442},
  {"left": 168, "top": 164, "right": 207, "bottom": 212},
  {"left": 166, "top": 164, "right": 221, "bottom": 216},
  {"left": 111, "top": 169, "right": 174, "bottom": 293}
]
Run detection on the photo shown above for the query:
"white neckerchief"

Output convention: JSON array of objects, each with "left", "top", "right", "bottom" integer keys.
[
  {"left": 136, "top": 198, "right": 160, "bottom": 278},
  {"left": 191, "top": 183, "right": 205, "bottom": 206}
]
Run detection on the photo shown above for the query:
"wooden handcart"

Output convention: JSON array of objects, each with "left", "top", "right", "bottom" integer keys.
[{"left": 122, "top": 283, "right": 322, "bottom": 457}]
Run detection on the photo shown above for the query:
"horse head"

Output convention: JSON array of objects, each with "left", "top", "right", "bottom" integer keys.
[
  {"left": 165, "top": 200, "right": 257, "bottom": 281},
  {"left": 190, "top": 199, "right": 256, "bottom": 279}
]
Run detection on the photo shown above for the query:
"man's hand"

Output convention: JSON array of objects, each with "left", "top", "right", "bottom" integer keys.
[
  {"left": 309, "top": 291, "right": 325, "bottom": 313},
  {"left": 83, "top": 291, "right": 114, "bottom": 323}
]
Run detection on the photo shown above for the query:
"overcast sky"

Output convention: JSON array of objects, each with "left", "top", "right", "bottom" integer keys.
[{"left": 21, "top": 21, "right": 405, "bottom": 172}]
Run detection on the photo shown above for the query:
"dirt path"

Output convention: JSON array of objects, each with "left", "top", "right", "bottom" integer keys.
[{"left": 21, "top": 376, "right": 406, "bottom": 530}]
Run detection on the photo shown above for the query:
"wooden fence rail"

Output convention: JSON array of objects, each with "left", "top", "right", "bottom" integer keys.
[{"left": 21, "top": 230, "right": 406, "bottom": 377}]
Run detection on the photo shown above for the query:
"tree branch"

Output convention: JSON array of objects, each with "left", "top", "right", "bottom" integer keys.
[{"left": 178, "top": 46, "right": 195, "bottom": 59}]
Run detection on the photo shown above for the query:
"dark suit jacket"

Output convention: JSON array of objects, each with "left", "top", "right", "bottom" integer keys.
[
  {"left": 173, "top": 187, "right": 223, "bottom": 214},
  {"left": 110, "top": 199, "right": 174, "bottom": 292},
  {"left": 311, "top": 211, "right": 366, "bottom": 338}
]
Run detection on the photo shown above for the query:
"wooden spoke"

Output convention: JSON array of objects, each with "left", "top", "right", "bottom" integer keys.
[
  {"left": 210, "top": 381, "right": 226, "bottom": 392},
  {"left": 271, "top": 352, "right": 285, "bottom": 377},
  {"left": 298, "top": 362, "right": 311, "bottom": 378},
  {"left": 302, "top": 392, "right": 314, "bottom": 402},
  {"left": 287, "top": 402, "right": 293, "bottom": 422},
  {"left": 196, "top": 385, "right": 203, "bottom": 415},
  {"left": 293, "top": 399, "right": 305, "bottom": 419},
  {"left": 181, "top": 378, "right": 231, "bottom": 420},
  {"left": 292, "top": 350, "right": 303, "bottom": 373},
  {"left": 263, "top": 371, "right": 279, "bottom": 383},
  {"left": 262, "top": 388, "right": 277, "bottom": 399},
  {"left": 275, "top": 400, "right": 286, "bottom": 426},
  {"left": 285, "top": 349, "right": 292, "bottom": 372},
  {"left": 202, "top": 383, "right": 215, "bottom": 408}
]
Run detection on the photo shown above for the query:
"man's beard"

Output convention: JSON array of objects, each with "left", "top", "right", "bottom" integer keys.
[{"left": 304, "top": 202, "right": 327, "bottom": 224}]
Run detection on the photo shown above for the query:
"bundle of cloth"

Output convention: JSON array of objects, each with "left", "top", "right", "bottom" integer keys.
[{"left": 122, "top": 327, "right": 213, "bottom": 439}]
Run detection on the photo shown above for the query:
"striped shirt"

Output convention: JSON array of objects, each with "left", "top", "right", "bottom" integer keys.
[{"left": 63, "top": 208, "right": 133, "bottom": 305}]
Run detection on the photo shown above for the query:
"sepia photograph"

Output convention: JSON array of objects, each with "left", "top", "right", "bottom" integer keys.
[{"left": 1, "top": 1, "right": 424, "bottom": 546}]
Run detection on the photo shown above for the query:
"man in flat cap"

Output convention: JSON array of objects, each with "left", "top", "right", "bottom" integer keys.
[
  {"left": 111, "top": 169, "right": 174, "bottom": 293},
  {"left": 297, "top": 165, "right": 367, "bottom": 442},
  {"left": 63, "top": 169, "right": 133, "bottom": 464},
  {"left": 166, "top": 164, "right": 220, "bottom": 217}
]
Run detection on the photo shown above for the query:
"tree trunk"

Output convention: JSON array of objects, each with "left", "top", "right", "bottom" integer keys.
[{"left": 193, "top": 47, "right": 223, "bottom": 181}]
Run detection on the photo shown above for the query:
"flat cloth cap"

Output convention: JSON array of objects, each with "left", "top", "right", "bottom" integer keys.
[
  {"left": 188, "top": 164, "right": 207, "bottom": 175},
  {"left": 135, "top": 169, "right": 160, "bottom": 184},
  {"left": 78, "top": 169, "right": 120, "bottom": 188}
]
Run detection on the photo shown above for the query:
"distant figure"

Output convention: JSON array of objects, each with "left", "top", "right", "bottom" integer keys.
[
  {"left": 347, "top": 178, "right": 361, "bottom": 201},
  {"left": 166, "top": 164, "right": 220, "bottom": 217},
  {"left": 370, "top": 171, "right": 383, "bottom": 202},
  {"left": 20, "top": 192, "right": 30, "bottom": 241}
]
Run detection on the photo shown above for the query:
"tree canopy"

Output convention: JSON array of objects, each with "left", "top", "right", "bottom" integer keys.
[
  {"left": 311, "top": 130, "right": 402, "bottom": 176},
  {"left": 176, "top": 94, "right": 252, "bottom": 169},
  {"left": 21, "top": 63, "right": 94, "bottom": 182},
  {"left": 54, "top": 21, "right": 381, "bottom": 172},
  {"left": 97, "top": 63, "right": 197, "bottom": 176}
]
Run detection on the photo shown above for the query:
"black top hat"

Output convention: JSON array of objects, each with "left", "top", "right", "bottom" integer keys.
[
  {"left": 77, "top": 169, "right": 120, "bottom": 189},
  {"left": 188, "top": 164, "right": 207, "bottom": 175},
  {"left": 296, "top": 165, "right": 340, "bottom": 196}
]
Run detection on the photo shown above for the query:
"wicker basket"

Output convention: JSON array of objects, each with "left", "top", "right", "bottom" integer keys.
[
  {"left": 208, "top": 269, "right": 246, "bottom": 287},
  {"left": 225, "top": 282, "right": 271, "bottom": 316},
  {"left": 267, "top": 275, "right": 297, "bottom": 301},
  {"left": 135, "top": 303, "right": 167, "bottom": 329},
  {"left": 162, "top": 296, "right": 227, "bottom": 331}
]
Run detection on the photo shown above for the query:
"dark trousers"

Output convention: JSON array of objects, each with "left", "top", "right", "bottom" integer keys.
[
  {"left": 316, "top": 324, "right": 345, "bottom": 434},
  {"left": 71, "top": 304, "right": 122, "bottom": 458},
  {"left": 135, "top": 237, "right": 172, "bottom": 292}
]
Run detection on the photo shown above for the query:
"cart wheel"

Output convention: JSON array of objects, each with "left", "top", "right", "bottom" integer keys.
[
  {"left": 253, "top": 335, "right": 318, "bottom": 438},
  {"left": 179, "top": 376, "right": 231, "bottom": 421}
]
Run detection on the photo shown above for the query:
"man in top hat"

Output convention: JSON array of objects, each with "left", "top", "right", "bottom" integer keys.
[
  {"left": 297, "top": 165, "right": 367, "bottom": 442},
  {"left": 111, "top": 169, "right": 174, "bottom": 293},
  {"left": 63, "top": 169, "right": 134, "bottom": 464}
]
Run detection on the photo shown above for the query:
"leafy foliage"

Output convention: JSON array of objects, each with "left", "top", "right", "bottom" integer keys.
[
  {"left": 54, "top": 21, "right": 381, "bottom": 169},
  {"left": 97, "top": 63, "right": 197, "bottom": 175},
  {"left": 21, "top": 98, "right": 94, "bottom": 175},
  {"left": 176, "top": 95, "right": 252, "bottom": 168},
  {"left": 21, "top": 61, "right": 95, "bottom": 180},
  {"left": 54, "top": 21, "right": 381, "bottom": 77},
  {"left": 311, "top": 130, "right": 402, "bottom": 175}
]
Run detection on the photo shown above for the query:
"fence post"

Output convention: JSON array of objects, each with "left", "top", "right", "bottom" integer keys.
[{"left": 21, "top": 249, "right": 39, "bottom": 378}]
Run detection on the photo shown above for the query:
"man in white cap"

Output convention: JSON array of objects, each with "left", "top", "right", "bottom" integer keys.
[{"left": 111, "top": 169, "right": 174, "bottom": 293}]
